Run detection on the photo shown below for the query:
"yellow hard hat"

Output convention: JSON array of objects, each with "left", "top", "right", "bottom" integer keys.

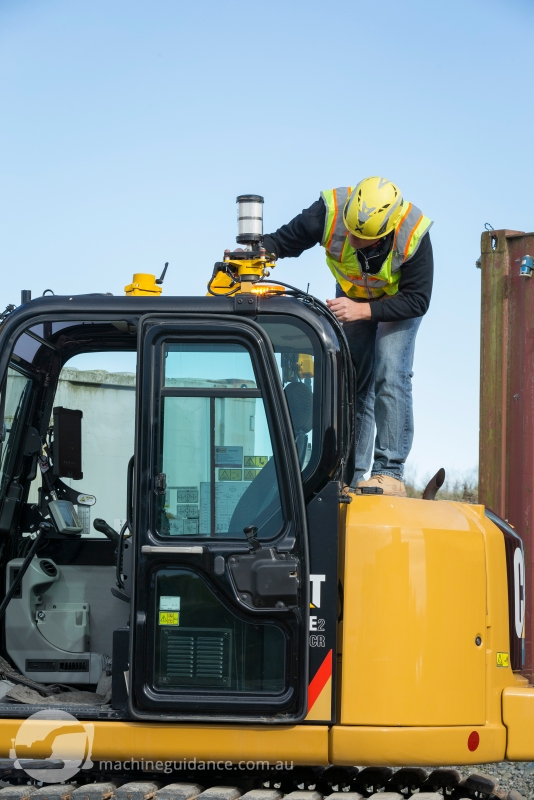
[{"left": 343, "top": 177, "right": 404, "bottom": 240}]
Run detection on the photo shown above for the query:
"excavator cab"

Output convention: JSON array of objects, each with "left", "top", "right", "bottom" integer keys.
[{"left": 0, "top": 294, "right": 351, "bottom": 726}]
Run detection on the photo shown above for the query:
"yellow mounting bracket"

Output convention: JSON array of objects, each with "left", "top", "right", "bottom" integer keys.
[
  {"left": 208, "top": 251, "right": 279, "bottom": 296},
  {"left": 124, "top": 273, "right": 163, "bottom": 296}
]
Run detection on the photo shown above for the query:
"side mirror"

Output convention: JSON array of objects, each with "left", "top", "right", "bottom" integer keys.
[{"left": 52, "top": 407, "right": 83, "bottom": 480}]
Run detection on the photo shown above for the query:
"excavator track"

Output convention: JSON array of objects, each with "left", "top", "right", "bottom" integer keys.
[{"left": 0, "top": 766, "right": 527, "bottom": 800}]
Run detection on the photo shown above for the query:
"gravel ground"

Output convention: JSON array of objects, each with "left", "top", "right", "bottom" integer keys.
[{"left": 452, "top": 763, "right": 534, "bottom": 798}]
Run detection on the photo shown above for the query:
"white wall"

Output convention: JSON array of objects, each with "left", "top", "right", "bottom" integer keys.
[
  {"left": 54, "top": 367, "right": 136, "bottom": 533},
  {"left": 15, "top": 361, "right": 276, "bottom": 538}
]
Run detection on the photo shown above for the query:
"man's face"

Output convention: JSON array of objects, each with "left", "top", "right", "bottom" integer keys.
[{"left": 347, "top": 232, "right": 382, "bottom": 250}]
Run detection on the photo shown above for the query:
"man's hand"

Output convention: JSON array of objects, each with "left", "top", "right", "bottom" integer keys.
[{"left": 326, "top": 297, "right": 372, "bottom": 322}]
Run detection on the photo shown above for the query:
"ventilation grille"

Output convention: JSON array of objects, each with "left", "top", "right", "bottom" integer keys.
[
  {"left": 58, "top": 660, "right": 89, "bottom": 672},
  {"left": 159, "top": 628, "right": 231, "bottom": 688},
  {"left": 26, "top": 660, "right": 56, "bottom": 672},
  {"left": 197, "top": 636, "right": 225, "bottom": 678},
  {"left": 26, "top": 659, "right": 89, "bottom": 673},
  {"left": 167, "top": 636, "right": 194, "bottom": 678},
  {"left": 39, "top": 559, "right": 58, "bottom": 577}
]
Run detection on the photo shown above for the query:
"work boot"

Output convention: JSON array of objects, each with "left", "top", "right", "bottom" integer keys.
[{"left": 355, "top": 474, "right": 407, "bottom": 497}]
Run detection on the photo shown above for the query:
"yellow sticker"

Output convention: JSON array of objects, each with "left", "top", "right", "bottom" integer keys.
[
  {"left": 244, "top": 469, "right": 261, "bottom": 481},
  {"left": 297, "top": 353, "right": 314, "bottom": 379},
  {"left": 244, "top": 456, "right": 268, "bottom": 468},
  {"left": 159, "top": 612, "right": 179, "bottom": 626},
  {"left": 496, "top": 652, "right": 509, "bottom": 667},
  {"left": 218, "top": 469, "right": 242, "bottom": 481}
]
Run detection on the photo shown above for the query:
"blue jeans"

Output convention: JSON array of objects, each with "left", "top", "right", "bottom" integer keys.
[{"left": 336, "top": 285, "right": 422, "bottom": 486}]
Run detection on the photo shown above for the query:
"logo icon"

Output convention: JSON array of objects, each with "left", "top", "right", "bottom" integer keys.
[
  {"left": 310, "top": 574, "right": 325, "bottom": 608},
  {"left": 9, "top": 709, "right": 94, "bottom": 782}
]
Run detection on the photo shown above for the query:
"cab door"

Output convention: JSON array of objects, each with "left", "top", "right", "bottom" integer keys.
[{"left": 130, "top": 315, "right": 309, "bottom": 722}]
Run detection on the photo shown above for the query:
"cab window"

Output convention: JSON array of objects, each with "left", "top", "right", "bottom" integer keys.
[
  {"left": 158, "top": 343, "right": 283, "bottom": 540},
  {"left": 28, "top": 351, "right": 137, "bottom": 536},
  {"left": 0, "top": 366, "right": 34, "bottom": 496},
  {"left": 257, "top": 316, "right": 319, "bottom": 475}
]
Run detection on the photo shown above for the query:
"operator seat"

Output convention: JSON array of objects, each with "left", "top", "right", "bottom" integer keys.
[
  {"left": 283, "top": 380, "right": 313, "bottom": 466},
  {"left": 228, "top": 380, "right": 313, "bottom": 538}
]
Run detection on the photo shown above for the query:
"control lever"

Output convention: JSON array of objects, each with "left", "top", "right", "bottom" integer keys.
[
  {"left": 93, "top": 518, "right": 120, "bottom": 545},
  {"left": 244, "top": 525, "right": 260, "bottom": 551},
  {"left": 115, "top": 455, "right": 135, "bottom": 596}
]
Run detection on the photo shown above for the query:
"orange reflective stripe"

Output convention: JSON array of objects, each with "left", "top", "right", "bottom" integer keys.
[
  {"left": 393, "top": 202, "right": 412, "bottom": 251},
  {"left": 342, "top": 187, "right": 353, "bottom": 257},
  {"left": 326, "top": 189, "right": 338, "bottom": 253},
  {"left": 403, "top": 213, "right": 424, "bottom": 260}
]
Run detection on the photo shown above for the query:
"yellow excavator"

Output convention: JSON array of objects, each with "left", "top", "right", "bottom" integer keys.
[{"left": 0, "top": 196, "right": 531, "bottom": 800}]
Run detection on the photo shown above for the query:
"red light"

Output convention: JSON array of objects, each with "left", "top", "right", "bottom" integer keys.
[{"left": 467, "top": 731, "right": 480, "bottom": 751}]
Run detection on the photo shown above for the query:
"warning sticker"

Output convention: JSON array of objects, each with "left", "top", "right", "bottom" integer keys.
[
  {"left": 244, "top": 469, "right": 261, "bottom": 481},
  {"left": 496, "top": 652, "right": 509, "bottom": 667},
  {"left": 174, "top": 487, "right": 199, "bottom": 504},
  {"left": 244, "top": 456, "right": 268, "bottom": 468},
  {"left": 199, "top": 481, "right": 248, "bottom": 534},
  {"left": 175, "top": 504, "right": 198, "bottom": 519},
  {"left": 219, "top": 469, "right": 242, "bottom": 481},
  {"left": 215, "top": 446, "right": 243, "bottom": 468},
  {"left": 159, "top": 612, "right": 179, "bottom": 626},
  {"left": 169, "top": 518, "right": 199, "bottom": 536},
  {"left": 160, "top": 596, "right": 180, "bottom": 611}
]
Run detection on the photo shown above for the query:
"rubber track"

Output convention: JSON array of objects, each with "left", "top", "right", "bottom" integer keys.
[{"left": 0, "top": 771, "right": 525, "bottom": 800}]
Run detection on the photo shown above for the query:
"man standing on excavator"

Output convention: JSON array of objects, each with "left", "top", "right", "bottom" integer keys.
[{"left": 262, "top": 177, "right": 433, "bottom": 497}]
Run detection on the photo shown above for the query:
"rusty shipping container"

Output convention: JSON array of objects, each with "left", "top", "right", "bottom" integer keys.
[{"left": 479, "top": 228, "right": 534, "bottom": 677}]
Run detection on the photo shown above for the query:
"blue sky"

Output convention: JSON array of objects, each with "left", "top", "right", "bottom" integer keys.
[{"left": 1, "top": 0, "right": 533, "bottom": 483}]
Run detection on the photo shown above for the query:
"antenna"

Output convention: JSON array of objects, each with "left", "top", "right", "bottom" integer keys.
[{"left": 156, "top": 262, "right": 169, "bottom": 285}]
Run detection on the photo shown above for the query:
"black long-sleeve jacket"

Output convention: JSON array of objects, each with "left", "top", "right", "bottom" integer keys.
[{"left": 263, "top": 197, "right": 433, "bottom": 322}]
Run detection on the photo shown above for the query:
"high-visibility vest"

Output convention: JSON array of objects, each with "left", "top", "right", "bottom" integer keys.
[{"left": 321, "top": 187, "right": 433, "bottom": 300}]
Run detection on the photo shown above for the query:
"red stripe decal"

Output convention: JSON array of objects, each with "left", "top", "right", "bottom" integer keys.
[{"left": 308, "top": 649, "right": 333, "bottom": 712}]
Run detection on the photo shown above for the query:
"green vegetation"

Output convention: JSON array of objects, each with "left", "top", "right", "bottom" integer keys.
[{"left": 404, "top": 469, "right": 478, "bottom": 503}]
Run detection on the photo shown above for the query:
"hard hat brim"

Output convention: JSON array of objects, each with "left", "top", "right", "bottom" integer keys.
[{"left": 342, "top": 220, "right": 390, "bottom": 240}]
